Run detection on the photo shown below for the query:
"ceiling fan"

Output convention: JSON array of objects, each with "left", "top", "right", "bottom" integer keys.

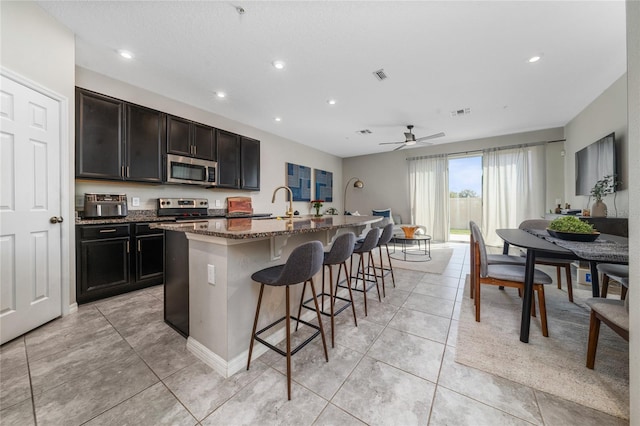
[{"left": 379, "top": 125, "right": 445, "bottom": 151}]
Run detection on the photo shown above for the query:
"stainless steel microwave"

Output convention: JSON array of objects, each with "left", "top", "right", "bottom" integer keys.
[{"left": 164, "top": 154, "right": 217, "bottom": 187}]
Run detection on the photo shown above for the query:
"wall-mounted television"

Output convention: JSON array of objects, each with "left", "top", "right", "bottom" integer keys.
[{"left": 575, "top": 132, "right": 616, "bottom": 196}]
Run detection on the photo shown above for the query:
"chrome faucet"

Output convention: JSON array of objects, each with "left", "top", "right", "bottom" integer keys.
[{"left": 272, "top": 186, "right": 294, "bottom": 218}]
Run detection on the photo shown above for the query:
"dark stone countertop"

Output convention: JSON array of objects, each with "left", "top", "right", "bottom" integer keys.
[
  {"left": 75, "top": 209, "right": 226, "bottom": 225},
  {"left": 150, "top": 215, "right": 382, "bottom": 240}
]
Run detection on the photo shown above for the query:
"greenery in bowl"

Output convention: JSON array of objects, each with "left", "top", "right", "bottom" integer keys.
[{"left": 548, "top": 216, "right": 595, "bottom": 234}]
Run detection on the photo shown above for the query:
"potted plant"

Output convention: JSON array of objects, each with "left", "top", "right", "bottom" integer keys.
[
  {"left": 311, "top": 200, "right": 324, "bottom": 217},
  {"left": 590, "top": 175, "right": 617, "bottom": 217}
]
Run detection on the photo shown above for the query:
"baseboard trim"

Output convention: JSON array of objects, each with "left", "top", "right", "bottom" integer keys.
[{"left": 186, "top": 309, "right": 318, "bottom": 378}]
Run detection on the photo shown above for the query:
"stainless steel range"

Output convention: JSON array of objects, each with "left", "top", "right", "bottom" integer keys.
[{"left": 157, "top": 198, "right": 218, "bottom": 220}]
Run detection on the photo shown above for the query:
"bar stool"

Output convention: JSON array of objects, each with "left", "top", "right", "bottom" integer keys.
[
  {"left": 344, "top": 227, "right": 381, "bottom": 316},
  {"left": 296, "top": 232, "right": 357, "bottom": 348},
  {"left": 374, "top": 223, "right": 396, "bottom": 297},
  {"left": 597, "top": 263, "right": 628, "bottom": 300},
  {"left": 246, "top": 240, "right": 328, "bottom": 400}
]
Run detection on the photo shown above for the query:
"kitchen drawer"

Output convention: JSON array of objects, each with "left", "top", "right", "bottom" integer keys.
[
  {"left": 80, "top": 224, "right": 130, "bottom": 240},
  {"left": 134, "top": 222, "right": 165, "bottom": 235}
]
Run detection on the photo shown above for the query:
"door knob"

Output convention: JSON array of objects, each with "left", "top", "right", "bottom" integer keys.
[{"left": 50, "top": 216, "right": 64, "bottom": 224}]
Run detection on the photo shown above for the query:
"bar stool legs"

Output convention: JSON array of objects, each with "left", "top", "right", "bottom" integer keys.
[
  {"left": 246, "top": 240, "right": 327, "bottom": 400},
  {"left": 247, "top": 279, "right": 328, "bottom": 400}
]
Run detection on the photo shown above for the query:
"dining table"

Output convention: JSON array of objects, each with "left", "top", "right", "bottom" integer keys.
[{"left": 495, "top": 228, "right": 629, "bottom": 343}]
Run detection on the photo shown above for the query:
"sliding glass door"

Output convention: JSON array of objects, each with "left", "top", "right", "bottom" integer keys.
[{"left": 448, "top": 155, "right": 482, "bottom": 242}]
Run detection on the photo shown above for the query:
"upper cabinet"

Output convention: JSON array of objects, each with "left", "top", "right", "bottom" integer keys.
[
  {"left": 216, "top": 130, "right": 260, "bottom": 190},
  {"left": 241, "top": 136, "right": 260, "bottom": 191},
  {"left": 167, "top": 116, "right": 216, "bottom": 161},
  {"left": 75, "top": 88, "right": 259, "bottom": 189},
  {"left": 76, "top": 88, "right": 164, "bottom": 182},
  {"left": 126, "top": 104, "right": 165, "bottom": 182},
  {"left": 76, "top": 89, "right": 124, "bottom": 180},
  {"left": 216, "top": 130, "right": 240, "bottom": 188}
]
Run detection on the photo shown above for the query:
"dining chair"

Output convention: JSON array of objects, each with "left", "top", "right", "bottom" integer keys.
[
  {"left": 519, "top": 219, "right": 575, "bottom": 302},
  {"left": 470, "top": 222, "right": 553, "bottom": 336},
  {"left": 468, "top": 221, "right": 525, "bottom": 299},
  {"left": 596, "top": 263, "right": 628, "bottom": 300},
  {"left": 585, "top": 288, "right": 629, "bottom": 369}
]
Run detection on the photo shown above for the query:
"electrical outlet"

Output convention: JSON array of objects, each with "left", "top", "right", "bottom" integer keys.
[
  {"left": 131, "top": 197, "right": 140, "bottom": 207},
  {"left": 208, "top": 264, "right": 216, "bottom": 285},
  {"left": 215, "top": 199, "right": 221, "bottom": 207}
]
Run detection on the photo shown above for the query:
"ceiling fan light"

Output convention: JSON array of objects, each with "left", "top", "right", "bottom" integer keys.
[{"left": 405, "top": 141, "right": 416, "bottom": 146}]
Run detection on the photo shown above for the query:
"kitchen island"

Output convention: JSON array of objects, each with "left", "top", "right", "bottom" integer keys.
[{"left": 152, "top": 215, "right": 381, "bottom": 377}]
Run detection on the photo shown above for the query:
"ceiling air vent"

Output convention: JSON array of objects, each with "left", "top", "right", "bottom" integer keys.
[
  {"left": 372, "top": 69, "right": 388, "bottom": 81},
  {"left": 450, "top": 108, "right": 471, "bottom": 117},
  {"left": 356, "top": 129, "right": 372, "bottom": 135}
]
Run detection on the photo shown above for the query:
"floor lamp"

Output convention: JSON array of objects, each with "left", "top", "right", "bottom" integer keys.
[{"left": 343, "top": 177, "right": 364, "bottom": 215}]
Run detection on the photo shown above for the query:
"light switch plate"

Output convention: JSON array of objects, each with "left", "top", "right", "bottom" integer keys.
[
  {"left": 215, "top": 199, "right": 222, "bottom": 207},
  {"left": 208, "top": 264, "right": 215, "bottom": 285},
  {"left": 131, "top": 197, "right": 140, "bottom": 207}
]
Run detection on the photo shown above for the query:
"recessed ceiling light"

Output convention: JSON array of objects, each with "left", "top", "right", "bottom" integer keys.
[
  {"left": 118, "top": 50, "right": 134, "bottom": 59},
  {"left": 327, "top": 99, "right": 337, "bottom": 105},
  {"left": 274, "top": 117, "right": 282, "bottom": 122},
  {"left": 215, "top": 91, "right": 226, "bottom": 98},
  {"left": 272, "top": 61, "right": 286, "bottom": 70},
  {"left": 528, "top": 55, "right": 542, "bottom": 63}
]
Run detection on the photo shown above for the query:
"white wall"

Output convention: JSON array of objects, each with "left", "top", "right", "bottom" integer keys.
[
  {"left": 564, "top": 74, "right": 629, "bottom": 217},
  {"left": 75, "top": 68, "right": 343, "bottom": 217},
  {"left": 625, "top": 1, "right": 639, "bottom": 424},
  {"left": 1, "top": 1, "right": 76, "bottom": 306},
  {"left": 342, "top": 128, "right": 564, "bottom": 224}
]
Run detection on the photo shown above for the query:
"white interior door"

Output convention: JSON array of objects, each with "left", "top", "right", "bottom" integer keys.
[{"left": 1, "top": 74, "right": 62, "bottom": 344}]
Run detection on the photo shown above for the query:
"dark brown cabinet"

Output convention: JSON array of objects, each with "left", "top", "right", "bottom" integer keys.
[
  {"left": 217, "top": 131, "right": 260, "bottom": 190},
  {"left": 76, "top": 88, "right": 165, "bottom": 183},
  {"left": 76, "top": 223, "right": 165, "bottom": 304},
  {"left": 241, "top": 136, "right": 260, "bottom": 190},
  {"left": 76, "top": 89, "right": 124, "bottom": 180},
  {"left": 216, "top": 129, "right": 240, "bottom": 188},
  {"left": 126, "top": 104, "right": 165, "bottom": 182},
  {"left": 167, "top": 116, "right": 216, "bottom": 160}
]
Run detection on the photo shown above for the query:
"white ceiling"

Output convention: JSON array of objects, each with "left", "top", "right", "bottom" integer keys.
[{"left": 37, "top": 1, "right": 627, "bottom": 158}]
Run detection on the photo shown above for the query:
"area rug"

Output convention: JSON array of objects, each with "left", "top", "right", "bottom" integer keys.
[
  {"left": 383, "top": 247, "right": 453, "bottom": 274},
  {"left": 455, "top": 276, "right": 629, "bottom": 419}
]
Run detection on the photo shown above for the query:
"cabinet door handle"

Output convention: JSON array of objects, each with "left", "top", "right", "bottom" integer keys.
[
  {"left": 99, "top": 229, "right": 117, "bottom": 233},
  {"left": 127, "top": 241, "right": 130, "bottom": 253},
  {"left": 126, "top": 166, "right": 130, "bottom": 177},
  {"left": 121, "top": 165, "right": 125, "bottom": 177},
  {"left": 138, "top": 240, "right": 141, "bottom": 252},
  {"left": 193, "top": 146, "right": 197, "bottom": 156}
]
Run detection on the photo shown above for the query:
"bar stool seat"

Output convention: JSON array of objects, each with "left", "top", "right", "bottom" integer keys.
[
  {"left": 297, "top": 232, "right": 357, "bottom": 347},
  {"left": 246, "top": 240, "right": 328, "bottom": 400}
]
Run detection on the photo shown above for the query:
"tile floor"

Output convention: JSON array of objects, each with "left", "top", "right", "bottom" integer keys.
[{"left": 0, "top": 243, "right": 628, "bottom": 425}]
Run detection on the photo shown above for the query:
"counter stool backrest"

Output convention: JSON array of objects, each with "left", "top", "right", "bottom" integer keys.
[
  {"left": 325, "top": 232, "right": 356, "bottom": 265},
  {"left": 377, "top": 223, "right": 394, "bottom": 246},
  {"left": 357, "top": 228, "right": 381, "bottom": 253},
  {"left": 278, "top": 241, "right": 324, "bottom": 286},
  {"left": 519, "top": 219, "right": 551, "bottom": 231},
  {"left": 469, "top": 221, "right": 489, "bottom": 277}
]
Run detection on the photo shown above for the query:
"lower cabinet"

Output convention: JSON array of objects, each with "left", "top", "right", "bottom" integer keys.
[{"left": 76, "top": 223, "right": 164, "bottom": 304}]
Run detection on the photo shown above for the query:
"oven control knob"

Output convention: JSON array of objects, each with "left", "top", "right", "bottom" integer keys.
[{"left": 166, "top": 201, "right": 171, "bottom": 205}]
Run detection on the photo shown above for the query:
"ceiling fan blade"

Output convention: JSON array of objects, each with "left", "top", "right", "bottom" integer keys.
[
  {"left": 379, "top": 141, "right": 405, "bottom": 145},
  {"left": 415, "top": 132, "right": 445, "bottom": 142},
  {"left": 393, "top": 144, "right": 406, "bottom": 151}
]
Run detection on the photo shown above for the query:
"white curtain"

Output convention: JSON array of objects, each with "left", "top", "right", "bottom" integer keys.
[
  {"left": 482, "top": 145, "right": 546, "bottom": 246},
  {"left": 408, "top": 155, "right": 449, "bottom": 242}
]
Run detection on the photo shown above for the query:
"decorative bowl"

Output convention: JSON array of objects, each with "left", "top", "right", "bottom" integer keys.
[
  {"left": 401, "top": 226, "right": 419, "bottom": 238},
  {"left": 547, "top": 229, "right": 600, "bottom": 242}
]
